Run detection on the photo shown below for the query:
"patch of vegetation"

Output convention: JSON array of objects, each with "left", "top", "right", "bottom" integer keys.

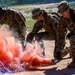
[
  {"left": 8, "top": 2, "right": 75, "bottom": 32},
  {"left": 8, "top": 4, "right": 32, "bottom": 7},
  {"left": 26, "top": 19, "right": 36, "bottom": 31},
  {"left": 24, "top": 9, "right": 32, "bottom": 13},
  {"left": 46, "top": 5, "right": 56, "bottom": 9},
  {"left": 25, "top": 15, "right": 32, "bottom": 19},
  {"left": 69, "top": 2, "right": 75, "bottom": 8}
]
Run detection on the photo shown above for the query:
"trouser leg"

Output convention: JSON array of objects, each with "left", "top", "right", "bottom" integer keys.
[
  {"left": 54, "top": 38, "right": 69, "bottom": 60},
  {"left": 35, "top": 32, "right": 55, "bottom": 56},
  {"left": 67, "top": 35, "right": 75, "bottom": 68}
]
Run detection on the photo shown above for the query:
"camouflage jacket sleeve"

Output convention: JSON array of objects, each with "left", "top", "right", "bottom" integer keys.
[
  {"left": 53, "top": 17, "right": 67, "bottom": 52},
  {"left": 15, "top": 12, "right": 26, "bottom": 40},
  {"left": 26, "top": 21, "right": 43, "bottom": 43}
]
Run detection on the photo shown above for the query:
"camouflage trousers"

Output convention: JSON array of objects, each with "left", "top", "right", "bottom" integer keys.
[
  {"left": 69, "top": 35, "right": 75, "bottom": 60},
  {"left": 67, "top": 35, "right": 75, "bottom": 68},
  {"left": 35, "top": 32, "right": 55, "bottom": 56},
  {"left": 53, "top": 39, "right": 69, "bottom": 60},
  {"left": 35, "top": 32, "right": 68, "bottom": 59}
]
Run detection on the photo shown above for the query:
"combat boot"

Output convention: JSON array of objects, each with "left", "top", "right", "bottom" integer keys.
[{"left": 54, "top": 47, "right": 69, "bottom": 60}]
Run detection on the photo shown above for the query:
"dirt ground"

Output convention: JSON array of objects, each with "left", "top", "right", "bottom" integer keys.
[
  {"left": 1, "top": 3, "right": 75, "bottom": 75},
  {"left": 1, "top": 40, "right": 75, "bottom": 75}
]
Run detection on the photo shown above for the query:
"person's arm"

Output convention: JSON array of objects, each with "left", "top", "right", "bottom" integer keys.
[{"left": 26, "top": 21, "right": 43, "bottom": 43}]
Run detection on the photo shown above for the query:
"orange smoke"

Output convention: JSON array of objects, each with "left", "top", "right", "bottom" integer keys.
[
  {"left": 0, "top": 26, "right": 53, "bottom": 73},
  {"left": 21, "top": 43, "right": 53, "bottom": 67},
  {"left": 31, "top": 55, "right": 53, "bottom": 67}
]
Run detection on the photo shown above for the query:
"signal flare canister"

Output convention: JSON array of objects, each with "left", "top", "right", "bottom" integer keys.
[{"left": 31, "top": 56, "right": 53, "bottom": 67}]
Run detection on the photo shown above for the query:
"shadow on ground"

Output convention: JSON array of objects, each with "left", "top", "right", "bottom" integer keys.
[{"left": 44, "top": 67, "right": 75, "bottom": 75}]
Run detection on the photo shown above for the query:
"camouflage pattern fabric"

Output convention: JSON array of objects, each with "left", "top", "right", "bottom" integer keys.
[
  {"left": 26, "top": 12, "right": 60, "bottom": 42},
  {"left": 26, "top": 12, "right": 67, "bottom": 59},
  {"left": 0, "top": 9, "right": 26, "bottom": 48},
  {"left": 53, "top": 17, "right": 67, "bottom": 59},
  {"left": 63, "top": 8, "right": 75, "bottom": 67},
  {"left": 65, "top": 8, "right": 75, "bottom": 47}
]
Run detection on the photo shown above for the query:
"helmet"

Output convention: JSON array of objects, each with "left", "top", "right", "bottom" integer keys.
[
  {"left": 32, "top": 8, "right": 42, "bottom": 19},
  {"left": 57, "top": 1, "right": 69, "bottom": 13}
]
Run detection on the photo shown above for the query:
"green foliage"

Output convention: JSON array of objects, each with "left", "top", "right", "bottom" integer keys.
[
  {"left": 0, "top": 0, "right": 74, "bottom": 7},
  {"left": 0, "top": 0, "right": 75, "bottom": 32},
  {"left": 69, "top": 2, "right": 75, "bottom": 8},
  {"left": 46, "top": 6, "right": 55, "bottom": 9},
  {"left": 26, "top": 19, "right": 36, "bottom": 31}
]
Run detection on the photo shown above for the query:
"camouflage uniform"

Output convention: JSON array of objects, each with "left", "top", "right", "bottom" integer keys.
[
  {"left": 26, "top": 8, "right": 68, "bottom": 59},
  {"left": 0, "top": 7, "right": 26, "bottom": 48},
  {"left": 65, "top": 8, "right": 75, "bottom": 68},
  {"left": 58, "top": 1, "right": 75, "bottom": 68},
  {"left": 53, "top": 16, "right": 68, "bottom": 60}
]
